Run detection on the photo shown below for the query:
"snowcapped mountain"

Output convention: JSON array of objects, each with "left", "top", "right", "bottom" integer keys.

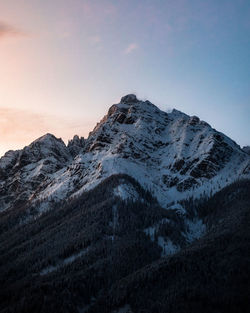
[
  {"left": 1, "top": 94, "right": 250, "bottom": 313},
  {"left": 0, "top": 94, "right": 249, "bottom": 213}
]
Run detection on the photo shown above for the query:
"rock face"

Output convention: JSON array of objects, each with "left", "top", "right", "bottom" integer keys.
[
  {"left": 0, "top": 95, "right": 249, "bottom": 212},
  {"left": 0, "top": 134, "right": 71, "bottom": 210},
  {"left": 67, "top": 135, "right": 85, "bottom": 157},
  {"left": 243, "top": 146, "right": 250, "bottom": 155}
]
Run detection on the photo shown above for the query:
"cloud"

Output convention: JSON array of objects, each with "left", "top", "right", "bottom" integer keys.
[
  {"left": 124, "top": 43, "right": 138, "bottom": 54},
  {"left": 0, "top": 21, "right": 24, "bottom": 38}
]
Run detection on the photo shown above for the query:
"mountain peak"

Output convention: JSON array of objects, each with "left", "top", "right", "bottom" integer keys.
[
  {"left": 169, "top": 108, "right": 189, "bottom": 119},
  {"left": 31, "top": 133, "right": 63, "bottom": 146},
  {"left": 68, "top": 135, "right": 85, "bottom": 157},
  {"left": 25, "top": 133, "right": 70, "bottom": 163},
  {"left": 115, "top": 94, "right": 159, "bottom": 115},
  {"left": 120, "top": 94, "right": 139, "bottom": 104}
]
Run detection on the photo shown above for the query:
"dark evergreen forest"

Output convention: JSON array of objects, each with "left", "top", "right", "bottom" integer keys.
[{"left": 0, "top": 176, "right": 249, "bottom": 313}]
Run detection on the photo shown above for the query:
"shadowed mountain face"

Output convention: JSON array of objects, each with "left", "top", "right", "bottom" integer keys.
[{"left": 0, "top": 95, "right": 250, "bottom": 313}]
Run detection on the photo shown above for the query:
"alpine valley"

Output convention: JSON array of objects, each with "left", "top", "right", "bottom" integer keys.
[{"left": 0, "top": 95, "right": 250, "bottom": 313}]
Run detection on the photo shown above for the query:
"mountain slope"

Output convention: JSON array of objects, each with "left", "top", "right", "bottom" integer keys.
[
  {"left": 0, "top": 177, "right": 249, "bottom": 313},
  {"left": 0, "top": 95, "right": 249, "bottom": 214},
  {"left": 0, "top": 95, "right": 250, "bottom": 313},
  {"left": 86, "top": 179, "right": 250, "bottom": 313},
  {"left": 0, "top": 175, "right": 165, "bottom": 312}
]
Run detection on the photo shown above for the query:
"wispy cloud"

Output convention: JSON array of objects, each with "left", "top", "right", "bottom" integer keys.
[
  {"left": 124, "top": 43, "right": 138, "bottom": 54},
  {"left": 0, "top": 21, "right": 24, "bottom": 39}
]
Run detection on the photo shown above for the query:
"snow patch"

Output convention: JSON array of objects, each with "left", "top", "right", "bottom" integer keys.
[
  {"left": 185, "top": 219, "right": 206, "bottom": 243},
  {"left": 40, "top": 247, "right": 89, "bottom": 275},
  {"left": 113, "top": 183, "right": 139, "bottom": 201},
  {"left": 144, "top": 218, "right": 179, "bottom": 257},
  {"left": 144, "top": 218, "right": 170, "bottom": 241},
  {"left": 158, "top": 236, "right": 180, "bottom": 256}
]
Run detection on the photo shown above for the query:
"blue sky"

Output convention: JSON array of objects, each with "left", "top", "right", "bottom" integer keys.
[{"left": 0, "top": 0, "right": 249, "bottom": 155}]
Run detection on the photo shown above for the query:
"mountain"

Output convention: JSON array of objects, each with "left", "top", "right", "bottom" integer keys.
[
  {"left": 0, "top": 95, "right": 250, "bottom": 313},
  {"left": 0, "top": 94, "right": 249, "bottom": 214}
]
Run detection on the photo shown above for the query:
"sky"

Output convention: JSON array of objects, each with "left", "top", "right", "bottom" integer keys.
[{"left": 0, "top": 0, "right": 250, "bottom": 156}]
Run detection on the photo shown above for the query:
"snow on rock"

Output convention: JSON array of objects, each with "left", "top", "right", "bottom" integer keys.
[
  {"left": 0, "top": 94, "right": 249, "bottom": 214},
  {"left": 0, "top": 133, "right": 72, "bottom": 211}
]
